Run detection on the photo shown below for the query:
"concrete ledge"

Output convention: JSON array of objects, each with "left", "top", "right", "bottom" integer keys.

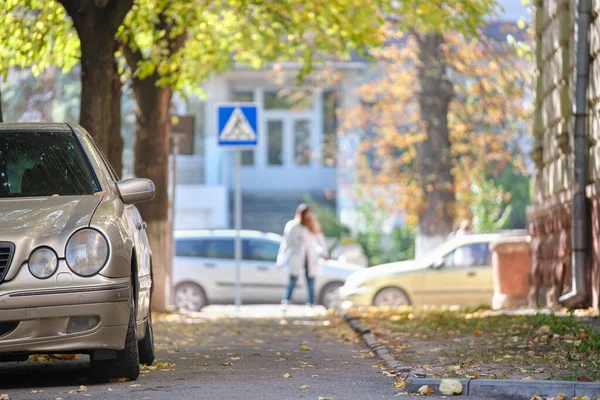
[{"left": 406, "top": 378, "right": 600, "bottom": 399}]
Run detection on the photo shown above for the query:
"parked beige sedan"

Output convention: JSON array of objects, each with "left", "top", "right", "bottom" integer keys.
[{"left": 0, "top": 122, "right": 155, "bottom": 381}]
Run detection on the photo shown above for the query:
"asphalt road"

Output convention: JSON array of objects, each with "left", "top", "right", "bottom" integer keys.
[{"left": 0, "top": 306, "right": 495, "bottom": 400}]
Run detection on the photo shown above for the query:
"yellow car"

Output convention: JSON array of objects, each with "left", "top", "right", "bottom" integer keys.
[{"left": 340, "top": 233, "right": 513, "bottom": 308}]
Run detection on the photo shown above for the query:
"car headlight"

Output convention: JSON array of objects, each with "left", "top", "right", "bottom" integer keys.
[
  {"left": 29, "top": 247, "right": 59, "bottom": 279},
  {"left": 66, "top": 229, "right": 109, "bottom": 276}
]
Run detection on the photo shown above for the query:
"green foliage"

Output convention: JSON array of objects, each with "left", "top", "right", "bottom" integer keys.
[
  {"left": 353, "top": 195, "right": 416, "bottom": 266},
  {"left": 495, "top": 163, "right": 531, "bottom": 229},
  {"left": 0, "top": 0, "right": 79, "bottom": 78},
  {"left": 469, "top": 178, "right": 512, "bottom": 233},
  {"left": 391, "top": 225, "right": 416, "bottom": 261},
  {"left": 302, "top": 194, "right": 350, "bottom": 239},
  {"left": 384, "top": 0, "right": 497, "bottom": 35},
  {"left": 119, "top": 0, "right": 387, "bottom": 95}
]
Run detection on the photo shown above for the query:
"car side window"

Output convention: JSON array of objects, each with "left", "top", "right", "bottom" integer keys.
[
  {"left": 243, "top": 239, "right": 279, "bottom": 262},
  {"left": 204, "top": 239, "right": 234, "bottom": 259},
  {"left": 443, "top": 242, "right": 491, "bottom": 269},
  {"left": 175, "top": 239, "right": 206, "bottom": 257}
]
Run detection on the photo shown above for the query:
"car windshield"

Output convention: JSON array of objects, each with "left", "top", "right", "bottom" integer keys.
[{"left": 0, "top": 131, "right": 100, "bottom": 197}]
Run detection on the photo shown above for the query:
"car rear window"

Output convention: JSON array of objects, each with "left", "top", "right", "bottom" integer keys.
[{"left": 0, "top": 131, "right": 100, "bottom": 197}]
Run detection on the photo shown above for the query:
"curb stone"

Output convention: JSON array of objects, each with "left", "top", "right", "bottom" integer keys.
[
  {"left": 407, "top": 378, "right": 600, "bottom": 399},
  {"left": 340, "top": 312, "right": 412, "bottom": 376},
  {"left": 341, "top": 312, "right": 600, "bottom": 399}
]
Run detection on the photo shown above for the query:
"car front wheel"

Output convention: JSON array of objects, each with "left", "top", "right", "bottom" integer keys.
[
  {"left": 91, "top": 297, "right": 140, "bottom": 382},
  {"left": 373, "top": 287, "right": 411, "bottom": 308}
]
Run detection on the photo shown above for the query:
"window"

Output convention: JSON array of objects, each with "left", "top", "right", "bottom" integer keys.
[
  {"left": 244, "top": 239, "right": 280, "bottom": 262},
  {"left": 175, "top": 239, "right": 205, "bottom": 257},
  {"left": 232, "top": 91, "right": 254, "bottom": 102},
  {"left": 264, "top": 90, "right": 313, "bottom": 110},
  {"left": 233, "top": 91, "right": 255, "bottom": 165},
  {"left": 267, "top": 120, "right": 283, "bottom": 165},
  {"left": 322, "top": 90, "right": 338, "bottom": 167},
  {"left": 0, "top": 131, "right": 100, "bottom": 197},
  {"left": 294, "top": 120, "right": 311, "bottom": 165},
  {"left": 204, "top": 238, "right": 234, "bottom": 259},
  {"left": 443, "top": 242, "right": 492, "bottom": 268}
]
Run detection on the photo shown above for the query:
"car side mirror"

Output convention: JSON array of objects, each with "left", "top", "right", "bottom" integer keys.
[
  {"left": 116, "top": 178, "right": 155, "bottom": 204},
  {"left": 432, "top": 258, "right": 444, "bottom": 269}
]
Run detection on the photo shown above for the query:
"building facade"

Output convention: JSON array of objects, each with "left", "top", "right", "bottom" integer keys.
[
  {"left": 171, "top": 65, "right": 365, "bottom": 234},
  {"left": 528, "top": 0, "right": 600, "bottom": 309}
]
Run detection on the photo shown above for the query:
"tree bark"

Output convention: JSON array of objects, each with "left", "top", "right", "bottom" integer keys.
[
  {"left": 415, "top": 33, "right": 455, "bottom": 257},
  {"left": 108, "top": 58, "right": 124, "bottom": 177},
  {"left": 123, "top": 17, "right": 186, "bottom": 312},
  {"left": 130, "top": 74, "right": 173, "bottom": 313},
  {"left": 58, "top": 0, "right": 132, "bottom": 154}
]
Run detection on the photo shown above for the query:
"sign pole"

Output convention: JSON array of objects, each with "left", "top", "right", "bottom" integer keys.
[{"left": 234, "top": 149, "right": 242, "bottom": 310}]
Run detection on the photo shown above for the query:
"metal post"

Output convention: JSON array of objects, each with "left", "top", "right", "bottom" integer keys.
[
  {"left": 234, "top": 149, "right": 242, "bottom": 310},
  {"left": 168, "top": 135, "right": 180, "bottom": 311},
  {"left": 560, "top": 0, "right": 591, "bottom": 307}
]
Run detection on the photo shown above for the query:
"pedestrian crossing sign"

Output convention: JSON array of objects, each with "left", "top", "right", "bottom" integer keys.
[{"left": 217, "top": 104, "right": 259, "bottom": 148}]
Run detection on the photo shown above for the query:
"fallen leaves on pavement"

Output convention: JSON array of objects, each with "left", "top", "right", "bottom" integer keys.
[
  {"left": 283, "top": 373, "right": 294, "bottom": 378},
  {"left": 299, "top": 384, "right": 311, "bottom": 389},
  {"left": 29, "top": 354, "right": 78, "bottom": 363},
  {"left": 418, "top": 385, "right": 433, "bottom": 395},
  {"left": 347, "top": 306, "right": 600, "bottom": 381}
]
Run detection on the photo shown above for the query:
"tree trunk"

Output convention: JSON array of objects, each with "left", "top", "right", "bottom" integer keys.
[
  {"left": 58, "top": 0, "right": 132, "bottom": 153},
  {"left": 131, "top": 75, "right": 173, "bottom": 312},
  {"left": 415, "top": 33, "right": 455, "bottom": 258},
  {"left": 0, "top": 84, "right": 3, "bottom": 123},
  {"left": 108, "top": 58, "right": 124, "bottom": 176}
]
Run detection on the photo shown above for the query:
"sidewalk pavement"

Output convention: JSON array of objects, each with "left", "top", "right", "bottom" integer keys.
[
  {"left": 342, "top": 311, "right": 600, "bottom": 399},
  {"left": 1, "top": 305, "right": 398, "bottom": 400}
]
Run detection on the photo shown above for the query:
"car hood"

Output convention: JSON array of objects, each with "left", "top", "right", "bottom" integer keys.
[
  {"left": 320, "top": 259, "right": 364, "bottom": 280},
  {"left": 344, "top": 259, "right": 427, "bottom": 286},
  {"left": 0, "top": 195, "right": 102, "bottom": 279}
]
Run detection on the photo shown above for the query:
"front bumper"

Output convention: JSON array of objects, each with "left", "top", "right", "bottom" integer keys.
[
  {"left": 339, "top": 285, "right": 376, "bottom": 308},
  {"left": 0, "top": 283, "right": 131, "bottom": 354}
]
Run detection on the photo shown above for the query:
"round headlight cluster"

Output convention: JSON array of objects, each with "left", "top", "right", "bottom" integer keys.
[
  {"left": 66, "top": 229, "right": 109, "bottom": 276},
  {"left": 29, "top": 247, "right": 58, "bottom": 279}
]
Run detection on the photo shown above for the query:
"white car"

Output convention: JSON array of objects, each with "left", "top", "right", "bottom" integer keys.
[{"left": 172, "top": 229, "right": 361, "bottom": 311}]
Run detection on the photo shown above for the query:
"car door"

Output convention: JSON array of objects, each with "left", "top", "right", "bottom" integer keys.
[
  {"left": 241, "top": 238, "right": 288, "bottom": 303},
  {"left": 200, "top": 237, "right": 236, "bottom": 302},
  {"left": 422, "top": 242, "right": 493, "bottom": 306},
  {"left": 174, "top": 237, "right": 235, "bottom": 303}
]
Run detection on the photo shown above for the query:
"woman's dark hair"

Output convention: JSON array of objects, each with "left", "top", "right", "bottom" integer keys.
[{"left": 295, "top": 203, "right": 311, "bottom": 227}]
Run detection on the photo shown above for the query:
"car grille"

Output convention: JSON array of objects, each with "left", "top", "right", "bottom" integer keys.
[{"left": 0, "top": 243, "right": 15, "bottom": 285}]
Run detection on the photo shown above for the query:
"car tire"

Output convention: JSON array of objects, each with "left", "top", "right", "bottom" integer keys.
[
  {"left": 373, "top": 287, "right": 411, "bottom": 308},
  {"left": 137, "top": 311, "right": 155, "bottom": 366},
  {"left": 174, "top": 282, "right": 207, "bottom": 312},
  {"left": 318, "top": 282, "right": 344, "bottom": 310},
  {"left": 91, "top": 297, "right": 140, "bottom": 382}
]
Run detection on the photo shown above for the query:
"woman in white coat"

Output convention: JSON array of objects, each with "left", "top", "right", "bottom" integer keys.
[{"left": 277, "top": 204, "right": 328, "bottom": 307}]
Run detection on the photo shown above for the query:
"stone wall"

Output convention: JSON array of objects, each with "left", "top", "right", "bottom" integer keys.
[{"left": 529, "top": 0, "right": 600, "bottom": 308}]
